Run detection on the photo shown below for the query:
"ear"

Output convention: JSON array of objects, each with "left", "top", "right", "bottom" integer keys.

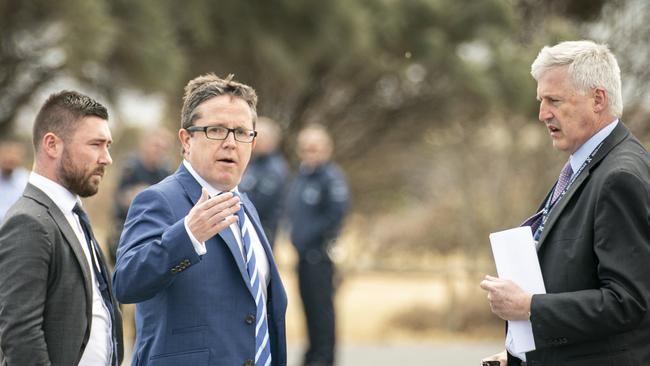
[
  {"left": 41, "top": 133, "right": 62, "bottom": 159},
  {"left": 251, "top": 137, "right": 257, "bottom": 151},
  {"left": 593, "top": 87, "right": 608, "bottom": 113},
  {"left": 178, "top": 128, "right": 191, "bottom": 156}
]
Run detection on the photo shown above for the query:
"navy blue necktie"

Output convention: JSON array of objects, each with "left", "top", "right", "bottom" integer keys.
[
  {"left": 234, "top": 193, "right": 272, "bottom": 366},
  {"left": 73, "top": 203, "right": 118, "bottom": 366}
]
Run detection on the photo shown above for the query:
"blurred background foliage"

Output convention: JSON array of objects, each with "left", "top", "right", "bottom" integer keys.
[
  {"left": 2, "top": 0, "right": 650, "bottom": 339},
  {"left": 3, "top": 0, "right": 650, "bottom": 263}
]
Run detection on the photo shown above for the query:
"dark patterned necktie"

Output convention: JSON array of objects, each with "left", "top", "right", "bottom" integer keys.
[
  {"left": 73, "top": 203, "right": 118, "bottom": 366},
  {"left": 522, "top": 160, "right": 574, "bottom": 239}
]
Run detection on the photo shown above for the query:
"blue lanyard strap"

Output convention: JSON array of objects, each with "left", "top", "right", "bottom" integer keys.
[{"left": 535, "top": 140, "right": 605, "bottom": 241}]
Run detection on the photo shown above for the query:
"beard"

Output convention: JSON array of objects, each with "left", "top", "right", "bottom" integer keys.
[{"left": 57, "top": 147, "right": 104, "bottom": 197}]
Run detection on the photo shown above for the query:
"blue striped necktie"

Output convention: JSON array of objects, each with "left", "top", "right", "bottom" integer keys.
[{"left": 234, "top": 193, "right": 272, "bottom": 366}]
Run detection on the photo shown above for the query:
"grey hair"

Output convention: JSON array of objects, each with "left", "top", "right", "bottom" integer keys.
[
  {"left": 531, "top": 40, "right": 623, "bottom": 117},
  {"left": 180, "top": 73, "right": 258, "bottom": 130}
]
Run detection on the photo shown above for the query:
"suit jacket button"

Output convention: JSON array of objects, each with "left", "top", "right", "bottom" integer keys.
[
  {"left": 245, "top": 314, "right": 256, "bottom": 325},
  {"left": 244, "top": 359, "right": 254, "bottom": 366}
]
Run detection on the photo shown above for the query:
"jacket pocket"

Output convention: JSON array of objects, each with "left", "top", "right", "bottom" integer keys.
[
  {"left": 149, "top": 348, "right": 209, "bottom": 366},
  {"left": 566, "top": 349, "right": 631, "bottom": 366}
]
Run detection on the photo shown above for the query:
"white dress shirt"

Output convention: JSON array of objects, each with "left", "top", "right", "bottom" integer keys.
[
  {"left": 569, "top": 119, "right": 618, "bottom": 175},
  {"left": 182, "top": 160, "right": 271, "bottom": 298},
  {"left": 29, "top": 172, "right": 113, "bottom": 366}
]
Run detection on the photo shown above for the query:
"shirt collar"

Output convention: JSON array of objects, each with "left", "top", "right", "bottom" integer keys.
[
  {"left": 28, "top": 171, "right": 79, "bottom": 214},
  {"left": 569, "top": 119, "right": 618, "bottom": 175},
  {"left": 182, "top": 160, "right": 239, "bottom": 197}
]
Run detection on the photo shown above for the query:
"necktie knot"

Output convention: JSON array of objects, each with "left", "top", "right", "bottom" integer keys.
[
  {"left": 231, "top": 192, "right": 246, "bottom": 228},
  {"left": 73, "top": 203, "right": 90, "bottom": 224}
]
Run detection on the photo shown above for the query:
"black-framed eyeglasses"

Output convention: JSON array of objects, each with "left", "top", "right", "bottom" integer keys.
[{"left": 186, "top": 125, "right": 257, "bottom": 143}]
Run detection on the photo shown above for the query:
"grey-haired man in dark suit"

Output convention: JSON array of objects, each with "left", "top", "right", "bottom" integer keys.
[{"left": 481, "top": 41, "right": 650, "bottom": 366}]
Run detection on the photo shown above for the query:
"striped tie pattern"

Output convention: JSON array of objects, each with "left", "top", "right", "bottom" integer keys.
[{"left": 235, "top": 193, "right": 272, "bottom": 366}]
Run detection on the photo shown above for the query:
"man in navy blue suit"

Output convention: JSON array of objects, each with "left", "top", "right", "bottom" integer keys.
[{"left": 113, "top": 73, "right": 287, "bottom": 366}]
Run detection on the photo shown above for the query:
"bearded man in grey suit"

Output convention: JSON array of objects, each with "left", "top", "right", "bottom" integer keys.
[
  {"left": 480, "top": 41, "right": 650, "bottom": 365},
  {"left": 0, "top": 91, "right": 123, "bottom": 365}
]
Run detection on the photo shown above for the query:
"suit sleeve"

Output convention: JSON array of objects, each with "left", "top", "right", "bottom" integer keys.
[
  {"left": 0, "top": 213, "right": 53, "bottom": 365},
  {"left": 531, "top": 169, "right": 650, "bottom": 347},
  {"left": 112, "top": 188, "right": 201, "bottom": 304}
]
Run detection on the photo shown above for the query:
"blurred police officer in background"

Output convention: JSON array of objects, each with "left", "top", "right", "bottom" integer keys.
[
  {"left": 286, "top": 124, "right": 350, "bottom": 366},
  {"left": 0, "top": 138, "right": 29, "bottom": 223},
  {"left": 240, "top": 116, "right": 289, "bottom": 248},
  {"left": 109, "top": 129, "right": 172, "bottom": 264}
]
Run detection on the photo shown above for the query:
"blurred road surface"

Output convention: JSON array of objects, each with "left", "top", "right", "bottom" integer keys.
[{"left": 288, "top": 341, "right": 503, "bottom": 366}]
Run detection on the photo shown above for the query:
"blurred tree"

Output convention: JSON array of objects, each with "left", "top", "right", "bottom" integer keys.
[
  {"left": 0, "top": 0, "right": 183, "bottom": 136},
  {"left": 164, "top": 0, "right": 518, "bottom": 151},
  {"left": 1, "top": 0, "right": 109, "bottom": 135},
  {"left": 0, "top": 0, "right": 623, "bottom": 256},
  {"left": 2, "top": 0, "right": 613, "bottom": 152},
  {"left": 589, "top": 0, "right": 650, "bottom": 137},
  {"left": 156, "top": 0, "right": 525, "bottom": 214}
]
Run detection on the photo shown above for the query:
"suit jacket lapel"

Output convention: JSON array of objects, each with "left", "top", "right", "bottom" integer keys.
[
  {"left": 174, "top": 164, "right": 250, "bottom": 290},
  {"left": 23, "top": 184, "right": 94, "bottom": 313},
  {"left": 537, "top": 122, "right": 630, "bottom": 248},
  {"left": 241, "top": 193, "right": 274, "bottom": 259}
]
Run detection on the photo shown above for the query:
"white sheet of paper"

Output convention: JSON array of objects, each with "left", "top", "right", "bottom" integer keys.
[{"left": 489, "top": 226, "right": 547, "bottom": 354}]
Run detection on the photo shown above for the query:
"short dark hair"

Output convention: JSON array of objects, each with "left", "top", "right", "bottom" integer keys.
[
  {"left": 181, "top": 73, "right": 258, "bottom": 130},
  {"left": 32, "top": 90, "right": 108, "bottom": 150}
]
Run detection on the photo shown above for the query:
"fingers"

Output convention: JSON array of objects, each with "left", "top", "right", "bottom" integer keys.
[
  {"left": 203, "top": 195, "right": 241, "bottom": 220},
  {"left": 186, "top": 191, "right": 241, "bottom": 242},
  {"left": 481, "top": 274, "right": 531, "bottom": 321},
  {"left": 481, "top": 350, "right": 507, "bottom": 365},
  {"left": 480, "top": 275, "right": 500, "bottom": 291},
  {"left": 197, "top": 190, "right": 237, "bottom": 210},
  {"left": 480, "top": 279, "right": 493, "bottom": 291},
  {"left": 207, "top": 213, "right": 238, "bottom": 234},
  {"left": 198, "top": 187, "right": 209, "bottom": 204}
]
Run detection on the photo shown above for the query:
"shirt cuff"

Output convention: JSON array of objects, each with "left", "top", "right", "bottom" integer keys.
[{"left": 184, "top": 216, "right": 207, "bottom": 256}]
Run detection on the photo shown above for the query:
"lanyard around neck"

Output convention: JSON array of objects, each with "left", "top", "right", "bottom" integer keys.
[{"left": 537, "top": 140, "right": 605, "bottom": 236}]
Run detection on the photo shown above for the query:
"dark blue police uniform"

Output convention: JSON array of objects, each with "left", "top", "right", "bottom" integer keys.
[
  {"left": 286, "top": 162, "right": 349, "bottom": 366},
  {"left": 240, "top": 152, "right": 289, "bottom": 247},
  {"left": 110, "top": 156, "right": 171, "bottom": 263}
]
